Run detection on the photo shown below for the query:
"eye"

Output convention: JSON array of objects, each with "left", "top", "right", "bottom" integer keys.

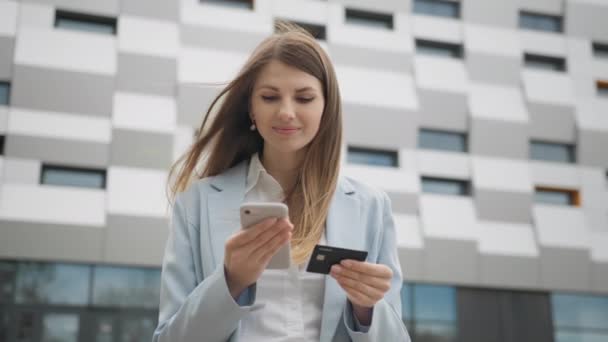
[
  {"left": 297, "top": 97, "right": 315, "bottom": 103},
  {"left": 261, "top": 95, "right": 278, "bottom": 102}
]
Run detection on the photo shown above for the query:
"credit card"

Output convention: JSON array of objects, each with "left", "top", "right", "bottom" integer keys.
[{"left": 306, "top": 244, "right": 368, "bottom": 274}]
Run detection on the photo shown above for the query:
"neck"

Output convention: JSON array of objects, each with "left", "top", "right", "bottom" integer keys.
[{"left": 261, "top": 147, "right": 305, "bottom": 194}]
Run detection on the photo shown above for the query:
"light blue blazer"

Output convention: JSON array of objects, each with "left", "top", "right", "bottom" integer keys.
[{"left": 152, "top": 160, "right": 411, "bottom": 342}]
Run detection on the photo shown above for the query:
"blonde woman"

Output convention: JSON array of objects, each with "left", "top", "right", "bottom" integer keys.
[{"left": 153, "top": 24, "right": 410, "bottom": 342}]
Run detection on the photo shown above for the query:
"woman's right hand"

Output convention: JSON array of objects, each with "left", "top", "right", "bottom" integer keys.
[{"left": 224, "top": 217, "right": 293, "bottom": 299}]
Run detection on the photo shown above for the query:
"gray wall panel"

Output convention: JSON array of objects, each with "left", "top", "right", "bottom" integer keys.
[
  {"left": 104, "top": 214, "right": 169, "bottom": 266},
  {"left": 110, "top": 128, "right": 173, "bottom": 170},
  {"left": 0, "top": 37, "right": 14, "bottom": 79},
  {"left": 117, "top": 53, "right": 176, "bottom": 97}
]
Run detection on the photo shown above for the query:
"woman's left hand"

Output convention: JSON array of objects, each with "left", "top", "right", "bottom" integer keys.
[{"left": 330, "top": 260, "right": 393, "bottom": 309}]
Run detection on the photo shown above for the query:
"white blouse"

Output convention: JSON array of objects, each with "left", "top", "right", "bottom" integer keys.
[{"left": 236, "top": 153, "right": 326, "bottom": 341}]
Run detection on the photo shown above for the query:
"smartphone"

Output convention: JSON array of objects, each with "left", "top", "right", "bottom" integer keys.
[{"left": 239, "top": 202, "right": 291, "bottom": 269}]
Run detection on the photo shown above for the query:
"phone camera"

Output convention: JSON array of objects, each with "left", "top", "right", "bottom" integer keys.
[{"left": 244, "top": 210, "right": 251, "bottom": 215}]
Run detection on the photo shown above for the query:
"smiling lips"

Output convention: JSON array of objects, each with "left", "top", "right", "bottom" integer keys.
[{"left": 273, "top": 127, "right": 301, "bottom": 135}]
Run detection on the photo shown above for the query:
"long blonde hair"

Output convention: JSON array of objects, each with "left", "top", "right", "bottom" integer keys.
[{"left": 167, "top": 23, "right": 343, "bottom": 264}]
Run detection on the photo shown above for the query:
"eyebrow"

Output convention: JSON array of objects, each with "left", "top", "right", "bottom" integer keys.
[{"left": 258, "top": 85, "right": 317, "bottom": 92}]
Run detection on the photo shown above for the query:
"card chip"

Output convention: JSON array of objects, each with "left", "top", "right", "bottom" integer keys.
[{"left": 316, "top": 254, "right": 325, "bottom": 261}]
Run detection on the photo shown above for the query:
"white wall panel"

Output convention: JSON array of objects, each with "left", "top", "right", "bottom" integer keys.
[
  {"left": 118, "top": 16, "right": 179, "bottom": 58},
  {"left": 107, "top": 166, "right": 168, "bottom": 217},
  {"left": 112, "top": 92, "right": 176, "bottom": 133}
]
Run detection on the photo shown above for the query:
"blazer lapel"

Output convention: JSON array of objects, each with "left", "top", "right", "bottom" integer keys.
[
  {"left": 207, "top": 160, "right": 248, "bottom": 268},
  {"left": 320, "top": 177, "right": 362, "bottom": 342}
]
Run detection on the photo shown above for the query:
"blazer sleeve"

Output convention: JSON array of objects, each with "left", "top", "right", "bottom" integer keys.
[
  {"left": 152, "top": 194, "right": 258, "bottom": 342},
  {"left": 344, "top": 192, "right": 412, "bottom": 342}
]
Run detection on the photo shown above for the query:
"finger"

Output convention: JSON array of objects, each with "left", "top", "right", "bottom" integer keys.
[
  {"left": 331, "top": 265, "right": 390, "bottom": 292},
  {"left": 341, "top": 260, "right": 393, "bottom": 279},
  {"left": 254, "top": 229, "right": 291, "bottom": 262},
  {"left": 245, "top": 220, "right": 291, "bottom": 255},
  {"left": 232, "top": 218, "right": 278, "bottom": 247},
  {"left": 334, "top": 274, "right": 385, "bottom": 301},
  {"left": 339, "top": 281, "right": 377, "bottom": 307}
]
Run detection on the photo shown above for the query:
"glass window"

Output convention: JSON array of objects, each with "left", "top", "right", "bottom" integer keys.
[
  {"left": 418, "top": 129, "right": 467, "bottom": 152},
  {"left": 552, "top": 293, "right": 608, "bottom": 342},
  {"left": 345, "top": 8, "right": 393, "bottom": 29},
  {"left": 347, "top": 147, "right": 398, "bottom": 167},
  {"left": 121, "top": 316, "right": 156, "bottom": 342},
  {"left": 0, "top": 136, "right": 4, "bottom": 156},
  {"left": 413, "top": 0, "right": 460, "bottom": 19},
  {"left": 593, "top": 42, "right": 608, "bottom": 59},
  {"left": 0, "top": 261, "right": 16, "bottom": 303},
  {"left": 42, "top": 314, "right": 79, "bottom": 342},
  {"left": 41, "top": 165, "right": 106, "bottom": 189},
  {"left": 15, "top": 263, "right": 90, "bottom": 306},
  {"left": 422, "top": 177, "right": 470, "bottom": 196},
  {"left": 530, "top": 141, "right": 575, "bottom": 163},
  {"left": 275, "top": 19, "right": 326, "bottom": 40},
  {"left": 519, "top": 11, "right": 563, "bottom": 32},
  {"left": 524, "top": 53, "right": 567, "bottom": 72},
  {"left": 0, "top": 82, "right": 9, "bottom": 105},
  {"left": 200, "top": 0, "right": 253, "bottom": 10},
  {"left": 92, "top": 266, "right": 160, "bottom": 309},
  {"left": 534, "top": 188, "right": 576, "bottom": 206},
  {"left": 0, "top": 309, "right": 9, "bottom": 342},
  {"left": 416, "top": 39, "right": 463, "bottom": 58},
  {"left": 55, "top": 10, "right": 117, "bottom": 35},
  {"left": 409, "top": 284, "right": 458, "bottom": 342},
  {"left": 401, "top": 283, "right": 413, "bottom": 322}
]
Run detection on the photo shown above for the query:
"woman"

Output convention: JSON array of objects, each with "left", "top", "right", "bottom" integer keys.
[{"left": 153, "top": 23, "right": 410, "bottom": 342}]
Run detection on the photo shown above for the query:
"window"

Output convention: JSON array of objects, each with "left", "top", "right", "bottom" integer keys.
[
  {"left": 519, "top": 11, "right": 563, "bottom": 33},
  {"left": 534, "top": 187, "right": 580, "bottom": 206},
  {"left": 597, "top": 80, "right": 608, "bottom": 97},
  {"left": 347, "top": 146, "right": 398, "bottom": 167},
  {"left": 416, "top": 39, "right": 464, "bottom": 58},
  {"left": 593, "top": 42, "right": 608, "bottom": 59},
  {"left": 40, "top": 164, "right": 107, "bottom": 189},
  {"left": 413, "top": 0, "right": 460, "bottom": 19},
  {"left": 15, "top": 262, "right": 91, "bottom": 306},
  {"left": 418, "top": 129, "right": 467, "bottom": 152},
  {"left": 0, "top": 261, "right": 16, "bottom": 303},
  {"left": 402, "top": 283, "right": 458, "bottom": 342},
  {"left": 0, "top": 82, "right": 9, "bottom": 106},
  {"left": 0, "top": 136, "right": 4, "bottom": 156},
  {"left": 42, "top": 314, "right": 79, "bottom": 342},
  {"left": 345, "top": 8, "right": 393, "bottom": 29},
  {"left": 276, "top": 19, "right": 326, "bottom": 40},
  {"left": 552, "top": 293, "right": 608, "bottom": 342},
  {"left": 421, "top": 177, "right": 470, "bottom": 196},
  {"left": 54, "top": 10, "right": 117, "bottom": 35},
  {"left": 524, "top": 53, "right": 566, "bottom": 72},
  {"left": 92, "top": 266, "right": 160, "bottom": 309},
  {"left": 200, "top": 0, "right": 253, "bottom": 10},
  {"left": 530, "top": 140, "right": 575, "bottom": 163}
]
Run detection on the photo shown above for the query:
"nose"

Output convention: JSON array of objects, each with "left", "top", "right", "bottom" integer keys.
[{"left": 277, "top": 99, "right": 296, "bottom": 121}]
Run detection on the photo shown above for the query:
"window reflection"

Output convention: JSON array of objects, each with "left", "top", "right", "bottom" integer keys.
[
  {"left": 42, "top": 314, "right": 79, "bottom": 342},
  {"left": 15, "top": 263, "right": 90, "bottom": 305},
  {"left": 121, "top": 316, "right": 155, "bottom": 342},
  {"left": 0, "top": 261, "right": 16, "bottom": 303},
  {"left": 402, "top": 283, "right": 458, "bottom": 342},
  {"left": 93, "top": 266, "right": 160, "bottom": 308},
  {"left": 552, "top": 293, "right": 608, "bottom": 342}
]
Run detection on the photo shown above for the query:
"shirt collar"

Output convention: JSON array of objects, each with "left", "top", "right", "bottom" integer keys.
[{"left": 245, "top": 152, "right": 274, "bottom": 194}]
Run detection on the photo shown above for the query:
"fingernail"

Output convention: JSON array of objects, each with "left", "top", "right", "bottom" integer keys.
[
  {"left": 341, "top": 260, "right": 352, "bottom": 267},
  {"left": 332, "top": 265, "right": 342, "bottom": 273}
]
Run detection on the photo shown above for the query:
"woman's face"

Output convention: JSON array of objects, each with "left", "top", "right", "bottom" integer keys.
[{"left": 250, "top": 60, "right": 325, "bottom": 159}]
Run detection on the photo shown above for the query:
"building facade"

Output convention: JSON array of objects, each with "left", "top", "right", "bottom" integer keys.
[{"left": 0, "top": 0, "right": 607, "bottom": 341}]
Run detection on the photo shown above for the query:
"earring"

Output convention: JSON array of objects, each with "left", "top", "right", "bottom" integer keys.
[{"left": 250, "top": 120, "right": 256, "bottom": 131}]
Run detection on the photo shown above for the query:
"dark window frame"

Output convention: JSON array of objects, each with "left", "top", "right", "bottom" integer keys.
[
  {"left": 345, "top": 8, "right": 394, "bottom": 30},
  {"left": 0, "top": 136, "right": 4, "bottom": 156},
  {"left": 199, "top": 0, "right": 253, "bottom": 10},
  {"left": 421, "top": 176, "right": 471, "bottom": 196},
  {"left": 418, "top": 128, "right": 468, "bottom": 153},
  {"left": 519, "top": 10, "right": 563, "bottom": 33},
  {"left": 597, "top": 80, "right": 608, "bottom": 96},
  {"left": 530, "top": 140, "right": 576, "bottom": 163},
  {"left": 40, "top": 164, "right": 107, "bottom": 189},
  {"left": 347, "top": 146, "right": 399, "bottom": 168},
  {"left": 592, "top": 42, "right": 608, "bottom": 58},
  {"left": 413, "top": 0, "right": 461, "bottom": 19},
  {"left": 54, "top": 9, "right": 117, "bottom": 35},
  {"left": 415, "top": 39, "right": 464, "bottom": 58},
  {"left": 275, "top": 19, "right": 326, "bottom": 41},
  {"left": 0, "top": 81, "right": 10, "bottom": 106},
  {"left": 524, "top": 53, "right": 567, "bottom": 72}
]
